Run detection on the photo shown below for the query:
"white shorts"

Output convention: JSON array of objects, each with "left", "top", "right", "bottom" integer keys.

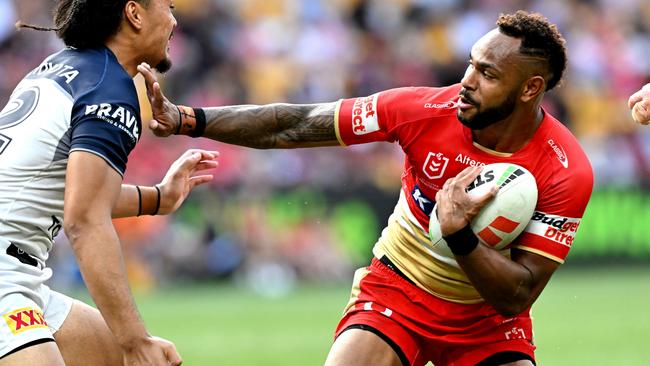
[{"left": 0, "top": 239, "right": 73, "bottom": 358}]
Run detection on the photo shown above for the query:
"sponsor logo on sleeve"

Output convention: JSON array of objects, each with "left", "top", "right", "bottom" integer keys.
[
  {"left": 85, "top": 103, "right": 140, "bottom": 141},
  {"left": 423, "top": 100, "right": 459, "bottom": 109},
  {"left": 3, "top": 307, "right": 48, "bottom": 335},
  {"left": 548, "top": 139, "right": 568, "bottom": 168},
  {"left": 351, "top": 94, "right": 380, "bottom": 135},
  {"left": 525, "top": 211, "right": 580, "bottom": 247}
]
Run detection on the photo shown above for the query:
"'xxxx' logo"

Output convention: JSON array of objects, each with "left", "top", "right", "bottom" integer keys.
[
  {"left": 3, "top": 307, "right": 48, "bottom": 335},
  {"left": 477, "top": 216, "right": 520, "bottom": 247}
]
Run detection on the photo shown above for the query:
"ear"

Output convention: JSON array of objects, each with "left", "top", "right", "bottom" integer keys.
[
  {"left": 520, "top": 76, "right": 546, "bottom": 103},
  {"left": 123, "top": 1, "right": 144, "bottom": 30}
]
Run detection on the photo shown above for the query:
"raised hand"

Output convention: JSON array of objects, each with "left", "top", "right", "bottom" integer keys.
[
  {"left": 156, "top": 149, "right": 219, "bottom": 215},
  {"left": 137, "top": 62, "right": 180, "bottom": 136},
  {"left": 628, "top": 83, "right": 650, "bottom": 125}
]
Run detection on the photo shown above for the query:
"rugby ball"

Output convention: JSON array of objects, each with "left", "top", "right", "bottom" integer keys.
[{"left": 428, "top": 163, "right": 538, "bottom": 259}]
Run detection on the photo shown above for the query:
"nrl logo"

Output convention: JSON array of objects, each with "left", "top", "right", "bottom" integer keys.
[{"left": 423, "top": 152, "right": 449, "bottom": 179}]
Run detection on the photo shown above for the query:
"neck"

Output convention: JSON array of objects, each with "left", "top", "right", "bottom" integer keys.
[
  {"left": 105, "top": 36, "right": 139, "bottom": 77},
  {"left": 471, "top": 105, "right": 544, "bottom": 153}
]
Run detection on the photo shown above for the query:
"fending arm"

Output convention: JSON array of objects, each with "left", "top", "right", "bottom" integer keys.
[{"left": 137, "top": 62, "right": 340, "bottom": 148}]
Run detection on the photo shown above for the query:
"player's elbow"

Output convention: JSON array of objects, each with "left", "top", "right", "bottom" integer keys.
[
  {"left": 493, "top": 302, "right": 528, "bottom": 317},
  {"left": 63, "top": 218, "right": 86, "bottom": 246},
  {"left": 63, "top": 215, "right": 102, "bottom": 247},
  {"left": 491, "top": 292, "right": 533, "bottom": 317}
]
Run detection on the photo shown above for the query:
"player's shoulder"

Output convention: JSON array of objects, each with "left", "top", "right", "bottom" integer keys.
[
  {"left": 377, "top": 84, "right": 461, "bottom": 125},
  {"left": 379, "top": 84, "right": 461, "bottom": 106},
  {"left": 26, "top": 47, "right": 136, "bottom": 103},
  {"left": 538, "top": 112, "right": 592, "bottom": 177},
  {"left": 528, "top": 111, "right": 594, "bottom": 213}
]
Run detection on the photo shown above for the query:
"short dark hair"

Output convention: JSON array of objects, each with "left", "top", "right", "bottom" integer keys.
[
  {"left": 497, "top": 11, "right": 567, "bottom": 91},
  {"left": 17, "top": 0, "right": 150, "bottom": 49}
]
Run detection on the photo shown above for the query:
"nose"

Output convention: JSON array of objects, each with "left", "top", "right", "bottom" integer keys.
[{"left": 460, "top": 65, "right": 477, "bottom": 91}]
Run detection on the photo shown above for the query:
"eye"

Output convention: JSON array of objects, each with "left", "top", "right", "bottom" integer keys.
[{"left": 482, "top": 70, "right": 494, "bottom": 79}]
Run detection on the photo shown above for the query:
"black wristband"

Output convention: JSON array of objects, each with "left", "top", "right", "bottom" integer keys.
[
  {"left": 190, "top": 107, "right": 206, "bottom": 137},
  {"left": 152, "top": 185, "right": 161, "bottom": 215},
  {"left": 135, "top": 185, "right": 142, "bottom": 216},
  {"left": 443, "top": 224, "right": 479, "bottom": 256}
]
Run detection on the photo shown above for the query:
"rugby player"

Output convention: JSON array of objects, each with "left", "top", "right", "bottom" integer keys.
[
  {"left": 140, "top": 11, "right": 593, "bottom": 366},
  {"left": 0, "top": 1, "right": 218, "bottom": 365},
  {"left": 629, "top": 83, "right": 650, "bottom": 125}
]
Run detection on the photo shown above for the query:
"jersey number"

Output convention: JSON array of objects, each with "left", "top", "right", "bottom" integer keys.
[{"left": 0, "top": 87, "right": 40, "bottom": 154}]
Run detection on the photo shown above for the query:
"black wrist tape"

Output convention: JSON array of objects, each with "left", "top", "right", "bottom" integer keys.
[
  {"left": 190, "top": 107, "right": 206, "bottom": 138},
  {"left": 443, "top": 224, "right": 479, "bottom": 256}
]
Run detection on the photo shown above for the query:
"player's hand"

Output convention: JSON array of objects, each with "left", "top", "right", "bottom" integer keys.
[
  {"left": 122, "top": 335, "right": 182, "bottom": 366},
  {"left": 435, "top": 166, "right": 498, "bottom": 236},
  {"left": 157, "top": 149, "right": 219, "bottom": 215},
  {"left": 628, "top": 83, "right": 650, "bottom": 125},
  {"left": 137, "top": 62, "right": 180, "bottom": 137}
]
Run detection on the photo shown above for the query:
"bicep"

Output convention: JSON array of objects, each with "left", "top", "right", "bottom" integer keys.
[{"left": 65, "top": 151, "right": 123, "bottom": 221}]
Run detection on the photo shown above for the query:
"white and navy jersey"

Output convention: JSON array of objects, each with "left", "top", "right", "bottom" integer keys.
[{"left": 0, "top": 46, "right": 141, "bottom": 264}]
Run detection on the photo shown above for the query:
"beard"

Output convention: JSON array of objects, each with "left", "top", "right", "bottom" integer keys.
[
  {"left": 154, "top": 58, "right": 173, "bottom": 74},
  {"left": 457, "top": 91, "right": 517, "bottom": 130}
]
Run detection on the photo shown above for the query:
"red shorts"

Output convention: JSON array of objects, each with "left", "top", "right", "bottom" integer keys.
[{"left": 335, "top": 257, "right": 536, "bottom": 366}]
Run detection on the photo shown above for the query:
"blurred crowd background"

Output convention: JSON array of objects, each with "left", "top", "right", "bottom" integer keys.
[{"left": 1, "top": 0, "right": 650, "bottom": 294}]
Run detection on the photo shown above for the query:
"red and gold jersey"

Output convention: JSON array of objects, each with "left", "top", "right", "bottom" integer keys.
[{"left": 335, "top": 84, "right": 594, "bottom": 303}]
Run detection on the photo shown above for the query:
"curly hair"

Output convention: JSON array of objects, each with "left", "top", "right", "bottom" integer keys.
[
  {"left": 17, "top": 0, "right": 150, "bottom": 49},
  {"left": 497, "top": 10, "right": 567, "bottom": 91}
]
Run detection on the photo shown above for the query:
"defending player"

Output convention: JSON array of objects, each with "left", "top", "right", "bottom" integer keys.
[
  {"left": 140, "top": 11, "right": 593, "bottom": 366},
  {"left": 628, "top": 83, "right": 650, "bottom": 125},
  {"left": 0, "top": 1, "right": 218, "bottom": 365}
]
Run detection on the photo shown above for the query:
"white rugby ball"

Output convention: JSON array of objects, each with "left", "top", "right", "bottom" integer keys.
[{"left": 428, "top": 163, "right": 538, "bottom": 259}]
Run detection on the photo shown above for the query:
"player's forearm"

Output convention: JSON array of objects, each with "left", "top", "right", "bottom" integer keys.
[
  {"left": 200, "top": 103, "right": 339, "bottom": 148},
  {"left": 65, "top": 220, "right": 149, "bottom": 346},
  {"left": 455, "top": 245, "right": 536, "bottom": 316},
  {"left": 112, "top": 184, "right": 160, "bottom": 218}
]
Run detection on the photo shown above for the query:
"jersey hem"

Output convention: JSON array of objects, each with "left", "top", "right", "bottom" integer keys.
[{"left": 68, "top": 148, "right": 125, "bottom": 178}]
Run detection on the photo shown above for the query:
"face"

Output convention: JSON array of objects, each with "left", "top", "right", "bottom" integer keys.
[
  {"left": 139, "top": 0, "right": 177, "bottom": 73},
  {"left": 457, "top": 29, "right": 525, "bottom": 130}
]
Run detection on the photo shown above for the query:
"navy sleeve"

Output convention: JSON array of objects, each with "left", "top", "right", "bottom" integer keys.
[{"left": 69, "top": 79, "right": 141, "bottom": 176}]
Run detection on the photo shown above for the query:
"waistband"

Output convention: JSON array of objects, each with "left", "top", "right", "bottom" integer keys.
[{"left": 378, "top": 255, "right": 416, "bottom": 286}]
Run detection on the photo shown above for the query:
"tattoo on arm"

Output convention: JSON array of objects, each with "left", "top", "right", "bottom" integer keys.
[{"left": 202, "top": 103, "right": 339, "bottom": 149}]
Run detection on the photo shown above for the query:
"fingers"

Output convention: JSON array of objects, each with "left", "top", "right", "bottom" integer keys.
[
  {"left": 443, "top": 166, "right": 482, "bottom": 194},
  {"left": 628, "top": 89, "right": 643, "bottom": 109},
  {"left": 189, "top": 174, "right": 214, "bottom": 187},
  {"left": 162, "top": 342, "right": 182, "bottom": 366},
  {"left": 474, "top": 184, "right": 499, "bottom": 207},
  {"left": 632, "top": 101, "right": 650, "bottom": 125}
]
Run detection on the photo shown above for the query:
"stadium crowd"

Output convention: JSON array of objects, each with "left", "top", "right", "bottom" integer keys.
[{"left": 1, "top": 0, "right": 649, "bottom": 291}]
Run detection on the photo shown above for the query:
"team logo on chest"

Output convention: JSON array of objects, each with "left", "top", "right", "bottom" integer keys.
[{"left": 422, "top": 152, "right": 449, "bottom": 179}]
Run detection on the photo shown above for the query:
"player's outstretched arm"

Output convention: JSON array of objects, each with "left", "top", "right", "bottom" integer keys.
[
  {"left": 137, "top": 63, "right": 339, "bottom": 148},
  {"left": 112, "top": 149, "right": 219, "bottom": 218},
  {"left": 435, "top": 166, "right": 560, "bottom": 317},
  {"left": 629, "top": 83, "right": 650, "bottom": 125},
  {"left": 64, "top": 151, "right": 182, "bottom": 366}
]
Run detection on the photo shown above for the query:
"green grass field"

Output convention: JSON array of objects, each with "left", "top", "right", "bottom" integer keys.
[{"left": 126, "top": 266, "right": 650, "bottom": 365}]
